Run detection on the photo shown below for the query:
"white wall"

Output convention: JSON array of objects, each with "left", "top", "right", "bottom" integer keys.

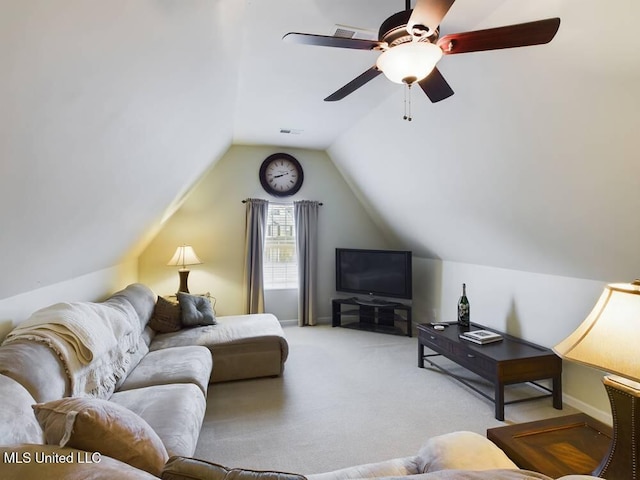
[
  {"left": 412, "top": 257, "right": 612, "bottom": 422},
  {"left": 138, "top": 145, "right": 393, "bottom": 320},
  {"left": 410, "top": 257, "right": 444, "bottom": 325},
  {"left": 0, "top": 260, "right": 138, "bottom": 340}
]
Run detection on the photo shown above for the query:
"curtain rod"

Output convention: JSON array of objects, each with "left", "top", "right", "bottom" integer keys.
[{"left": 242, "top": 200, "right": 323, "bottom": 205}]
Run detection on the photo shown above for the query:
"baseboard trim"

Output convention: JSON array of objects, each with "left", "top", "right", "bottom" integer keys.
[
  {"left": 562, "top": 393, "right": 612, "bottom": 426},
  {"left": 279, "top": 316, "right": 332, "bottom": 327}
]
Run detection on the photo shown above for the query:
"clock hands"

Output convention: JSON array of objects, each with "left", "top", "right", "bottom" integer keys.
[{"left": 272, "top": 172, "right": 291, "bottom": 179}]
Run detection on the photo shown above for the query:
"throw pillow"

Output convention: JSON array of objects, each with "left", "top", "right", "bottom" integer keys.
[
  {"left": 178, "top": 292, "right": 216, "bottom": 327},
  {"left": 33, "top": 397, "right": 169, "bottom": 476},
  {"left": 162, "top": 457, "right": 307, "bottom": 480},
  {"left": 148, "top": 296, "right": 182, "bottom": 333}
]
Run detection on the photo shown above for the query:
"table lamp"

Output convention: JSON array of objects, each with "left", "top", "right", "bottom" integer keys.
[
  {"left": 167, "top": 245, "right": 202, "bottom": 293},
  {"left": 553, "top": 279, "right": 640, "bottom": 479}
]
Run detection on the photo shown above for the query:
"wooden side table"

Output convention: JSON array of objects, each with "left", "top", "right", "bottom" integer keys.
[{"left": 487, "top": 413, "right": 612, "bottom": 478}]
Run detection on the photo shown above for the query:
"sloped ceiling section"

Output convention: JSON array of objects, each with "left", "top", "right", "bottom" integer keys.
[
  {"left": 327, "top": 0, "right": 640, "bottom": 281},
  {"left": 0, "top": 0, "right": 243, "bottom": 300},
  {"left": 2, "top": 0, "right": 639, "bottom": 303}
]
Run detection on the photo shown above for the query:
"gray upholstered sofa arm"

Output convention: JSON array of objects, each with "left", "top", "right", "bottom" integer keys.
[
  {"left": 415, "top": 431, "right": 518, "bottom": 473},
  {"left": 307, "top": 431, "right": 517, "bottom": 480}
]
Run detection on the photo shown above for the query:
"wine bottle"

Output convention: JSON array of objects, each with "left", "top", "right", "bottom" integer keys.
[{"left": 457, "top": 283, "right": 470, "bottom": 327}]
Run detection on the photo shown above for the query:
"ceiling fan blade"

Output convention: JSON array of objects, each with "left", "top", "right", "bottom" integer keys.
[
  {"left": 407, "top": 0, "right": 456, "bottom": 37},
  {"left": 418, "top": 67, "right": 454, "bottom": 103},
  {"left": 283, "top": 32, "right": 382, "bottom": 51},
  {"left": 437, "top": 18, "right": 561, "bottom": 55},
  {"left": 324, "top": 67, "right": 382, "bottom": 102}
]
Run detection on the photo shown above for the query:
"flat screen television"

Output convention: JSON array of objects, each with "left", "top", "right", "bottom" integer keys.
[{"left": 335, "top": 248, "right": 412, "bottom": 300}]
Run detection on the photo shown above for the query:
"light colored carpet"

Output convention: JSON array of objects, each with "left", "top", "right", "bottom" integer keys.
[{"left": 194, "top": 325, "right": 577, "bottom": 475}]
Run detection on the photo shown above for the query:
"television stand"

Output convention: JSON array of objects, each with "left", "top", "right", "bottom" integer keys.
[
  {"left": 332, "top": 298, "right": 412, "bottom": 337},
  {"left": 353, "top": 297, "right": 400, "bottom": 307}
]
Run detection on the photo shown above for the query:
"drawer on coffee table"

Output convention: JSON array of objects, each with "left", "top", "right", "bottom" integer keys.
[
  {"left": 450, "top": 342, "right": 495, "bottom": 378},
  {"left": 418, "top": 328, "right": 452, "bottom": 355}
]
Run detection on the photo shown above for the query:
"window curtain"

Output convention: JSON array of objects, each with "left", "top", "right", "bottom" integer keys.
[
  {"left": 294, "top": 200, "right": 320, "bottom": 326},
  {"left": 243, "top": 198, "right": 268, "bottom": 314}
]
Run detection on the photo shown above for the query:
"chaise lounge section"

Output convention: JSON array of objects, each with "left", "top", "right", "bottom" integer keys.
[{"left": 150, "top": 313, "right": 289, "bottom": 383}]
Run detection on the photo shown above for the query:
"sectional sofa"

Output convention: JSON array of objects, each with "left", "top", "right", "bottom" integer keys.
[
  {"left": 0, "top": 283, "right": 600, "bottom": 479},
  {"left": 0, "top": 283, "right": 288, "bottom": 478}
]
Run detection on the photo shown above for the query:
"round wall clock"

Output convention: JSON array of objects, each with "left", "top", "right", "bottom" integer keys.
[{"left": 259, "top": 153, "right": 304, "bottom": 197}]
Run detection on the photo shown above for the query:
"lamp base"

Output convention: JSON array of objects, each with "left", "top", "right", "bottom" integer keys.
[
  {"left": 594, "top": 375, "right": 640, "bottom": 479},
  {"left": 177, "top": 269, "right": 191, "bottom": 294}
]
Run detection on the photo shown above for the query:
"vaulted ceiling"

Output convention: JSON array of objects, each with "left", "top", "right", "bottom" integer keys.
[{"left": 2, "top": 0, "right": 639, "bottom": 301}]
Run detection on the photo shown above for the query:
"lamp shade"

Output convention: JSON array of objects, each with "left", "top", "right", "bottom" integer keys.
[
  {"left": 553, "top": 281, "right": 640, "bottom": 382},
  {"left": 376, "top": 42, "right": 443, "bottom": 84},
  {"left": 167, "top": 245, "right": 202, "bottom": 270}
]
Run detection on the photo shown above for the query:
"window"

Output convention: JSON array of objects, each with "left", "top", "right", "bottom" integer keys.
[{"left": 263, "top": 204, "right": 298, "bottom": 289}]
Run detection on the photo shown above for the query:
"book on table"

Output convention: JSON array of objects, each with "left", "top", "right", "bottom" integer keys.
[{"left": 459, "top": 329, "right": 503, "bottom": 344}]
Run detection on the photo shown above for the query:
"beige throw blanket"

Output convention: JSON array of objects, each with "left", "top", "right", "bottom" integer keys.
[{"left": 2, "top": 300, "right": 140, "bottom": 398}]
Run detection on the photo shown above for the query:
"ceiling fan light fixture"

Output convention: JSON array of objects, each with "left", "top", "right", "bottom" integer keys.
[{"left": 376, "top": 41, "right": 442, "bottom": 84}]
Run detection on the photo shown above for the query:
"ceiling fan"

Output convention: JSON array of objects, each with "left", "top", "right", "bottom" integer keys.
[{"left": 283, "top": 0, "right": 560, "bottom": 104}]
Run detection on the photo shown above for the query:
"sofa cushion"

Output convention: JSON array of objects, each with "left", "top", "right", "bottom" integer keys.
[
  {"left": 149, "top": 314, "right": 286, "bottom": 353},
  {"left": 111, "top": 383, "right": 206, "bottom": 458},
  {"left": 149, "top": 296, "right": 182, "bottom": 333},
  {"left": 0, "top": 340, "right": 68, "bottom": 402},
  {"left": 178, "top": 292, "right": 216, "bottom": 327},
  {"left": 115, "top": 334, "right": 150, "bottom": 391},
  {"left": 106, "top": 283, "right": 157, "bottom": 332},
  {"left": 117, "top": 345, "right": 212, "bottom": 396},
  {"left": 141, "top": 324, "right": 156, "bottom": 347},
  {"left": 416, "top": 431, "right": 518, "bottom": 473},
  {"left": 162, "top": 457, "right": 307, "bottom": 480},
  {"left": 32, "top": 397, "right": 169, "bottom": 476},
  {"left": 0, "top": 374, "right": 44, "bottom": 445},
  {"left": 0, "top": 444, "right": 159, "bottom": 480}
]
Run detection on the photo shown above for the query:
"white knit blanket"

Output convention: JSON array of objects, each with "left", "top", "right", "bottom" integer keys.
[{"left": 2, "top": 300, "right": 140, "bottom": 398}]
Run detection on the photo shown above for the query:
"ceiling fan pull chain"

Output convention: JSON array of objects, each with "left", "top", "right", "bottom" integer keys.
[{"left": 403, "top": 83, "right": 413, "bottom": 121}]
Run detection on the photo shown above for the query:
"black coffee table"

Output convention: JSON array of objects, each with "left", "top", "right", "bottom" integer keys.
[{"left": 417, "top": 322, "right": 562, "bottom": 420}]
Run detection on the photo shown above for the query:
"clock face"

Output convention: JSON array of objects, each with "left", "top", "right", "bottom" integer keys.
[{"left": 259, "top": 153, "right": 304, "bottom": 197}]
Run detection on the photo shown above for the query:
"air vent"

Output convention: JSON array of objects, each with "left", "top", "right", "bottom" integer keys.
[
  {"left": 330, "top": 24, "right": 376, "bottom": 41},
  {"left": 280, "top": 128, "right": 303, "bottom": 135}
]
